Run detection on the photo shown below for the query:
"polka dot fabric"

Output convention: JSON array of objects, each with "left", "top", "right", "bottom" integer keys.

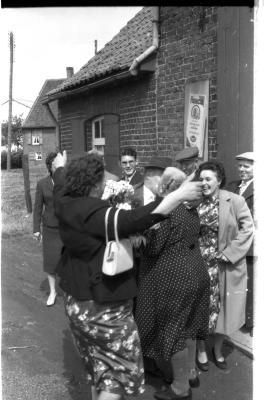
[{"left": 135, "top": 204, "right": 210, "bottom": 362}]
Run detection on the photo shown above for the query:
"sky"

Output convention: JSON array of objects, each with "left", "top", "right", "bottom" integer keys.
[{"left": 0, "top": 6, "right": 143, "bottom": 122}]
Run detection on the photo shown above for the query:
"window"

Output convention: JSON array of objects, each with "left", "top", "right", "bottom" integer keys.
[
  {"left": 31, "top": 130, "right": 42, "bottom": 146},
  {"left": 35, "top": 152, "right": 42, "bottom": 160},
  {"left": 92, "top": 117, "right": 105, "bottom": 154}
]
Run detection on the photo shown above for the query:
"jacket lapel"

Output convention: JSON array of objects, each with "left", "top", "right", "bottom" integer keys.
[
  {"left": 242, "top": 180, "right": 253, "bottom": 200},
  {"left": 218, "top": 190, "right": 231, "bottom": 250}
]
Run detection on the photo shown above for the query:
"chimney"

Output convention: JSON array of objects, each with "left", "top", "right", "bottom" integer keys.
[
  {"left": 94, "top": 40, "right": 98, "bottom": 55},
  {"left": 66, "top": 67, "right": 74, "bottom": 78}
]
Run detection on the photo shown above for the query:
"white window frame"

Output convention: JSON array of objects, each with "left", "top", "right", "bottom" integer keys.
[
  {"left": 35, "top": 152, "right": 42, "bottom": 160},
  {"left": 31, "top": 130, "right": 42, "bottom": 146},
  {"left": 92, "top": 117, "right": 105, "bottom": 154}
]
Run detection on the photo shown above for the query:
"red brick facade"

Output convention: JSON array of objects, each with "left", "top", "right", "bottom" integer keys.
[{"left": 58, "top": 6, "right": 218, "bottom": 166}]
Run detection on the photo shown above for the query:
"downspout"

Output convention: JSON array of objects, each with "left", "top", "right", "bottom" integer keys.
[
  {"left": 129, "top": 7, "right": 159, "bottom": 76},
  {"left": 43, "top": 103, "right": 60, "bottom": 148}
]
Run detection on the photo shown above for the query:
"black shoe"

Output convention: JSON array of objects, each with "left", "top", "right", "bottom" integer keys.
[
  {"left": 196, "top": 355, "right": 208, "bottom": 371},
  {"left": 212, "top": 348, "right": 227, "bottom": 370},
  {"left": 189, "top": 376, "right": 200, "bottom": 388},
  {"left": 154, "top": 386, "right": 192, "bottom": 400}
]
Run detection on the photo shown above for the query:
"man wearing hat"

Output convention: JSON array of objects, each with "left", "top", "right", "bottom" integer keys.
[
  {"left": 174, "top": 146, "right": 199, "bottom": 176},
  {"left": 227, "top": 152, "right": 255, "bottom": 333},
  {"left": 132, "top": 156, "right": 173, "bottom": 207}
]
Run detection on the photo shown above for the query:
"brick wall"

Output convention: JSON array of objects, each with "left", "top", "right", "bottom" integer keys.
[
  {"left": 58, "top": 6, "right": 218, "bottom": 165},
  {"left": 157, "top": 6, "right": 218, "bottom": 159}
]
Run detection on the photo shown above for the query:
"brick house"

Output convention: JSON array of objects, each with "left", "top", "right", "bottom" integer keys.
[
  {"left": 22, "top": 77, "right": 67, "bottom": 169},
  {"left": 43, "top": 6, "right": 253, "bottom": 181}
]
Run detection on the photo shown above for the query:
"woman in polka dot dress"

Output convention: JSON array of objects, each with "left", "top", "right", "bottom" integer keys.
[{"left": 136, "top": 167, "right": 210, "bottom": 400}]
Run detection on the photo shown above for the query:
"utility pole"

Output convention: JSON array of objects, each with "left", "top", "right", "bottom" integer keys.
[{"left": 7, "top": 32, "right": 14, "bottom": 170}]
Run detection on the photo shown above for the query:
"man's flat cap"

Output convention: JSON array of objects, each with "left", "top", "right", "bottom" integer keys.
[
  {"left": 235, "top": 152, "right": 254, "bottom": 162},
  {"left": 174, "top": 146, "right": 199, "bottom": 161},
  {"left": 144, "top": 156, "right": 172, "bottom": 170}
]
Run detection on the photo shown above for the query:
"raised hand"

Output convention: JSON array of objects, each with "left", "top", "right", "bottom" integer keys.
[{"left": 52, "top": 150, "right": 67, "bottom": 171}]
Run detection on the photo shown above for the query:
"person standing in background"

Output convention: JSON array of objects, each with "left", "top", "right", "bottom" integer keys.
[
  {"left": 226, "top": 152, "right": 255, "bottom": 334},
  {"left": 196, "top": 161, "right": 253, "bottom": 371},
  {"left": 33, "top": 152, "right": 63, "bottom": 307},
  {"left": 174, "top": 147, "right": 199, "bottom": 177},
  {"left": 119, "top": 147, "right": 144, "bottom": 186}
]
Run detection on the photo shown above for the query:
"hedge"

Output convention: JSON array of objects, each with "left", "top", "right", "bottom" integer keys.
[{"left": 1, "top": 150, "right": 23, "bottom": 169}]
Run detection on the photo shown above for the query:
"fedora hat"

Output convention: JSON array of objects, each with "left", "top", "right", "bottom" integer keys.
[
  {"left": 144, "top": 156, "right": 172, "bottom": 170},
  {"left": 174, "top": 146, "right": 199, "bottom": 162}
]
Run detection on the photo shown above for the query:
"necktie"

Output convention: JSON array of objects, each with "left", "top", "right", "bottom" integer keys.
[{"left": 239, "top": 181, "right": 246, "bottom": 195}]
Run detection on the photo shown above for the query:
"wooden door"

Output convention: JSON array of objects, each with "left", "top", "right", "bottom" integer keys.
[{"left": 217, "top": 7, "right": 254, "bottom": 183}]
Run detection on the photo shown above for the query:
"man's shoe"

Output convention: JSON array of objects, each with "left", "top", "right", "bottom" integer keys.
[
  {"left": 189, "top": 376, "right": 200, "bottom": 388},
  {"left": 154, "top": 386, "right": 192, "bottom": 400},
  {"left": 212, "top": 348, "right": 227, "bottom": 370}
]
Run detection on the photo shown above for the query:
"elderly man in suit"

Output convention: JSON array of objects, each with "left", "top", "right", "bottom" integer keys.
[
  {"left": 227, "top": 152, "right": 255, "bottom": 333},
  {"left": 132, "top": 156, "right": 172, "bottom": 207},
  {"left": 174, "top": 146, "right": 199, "bottom": 177}
]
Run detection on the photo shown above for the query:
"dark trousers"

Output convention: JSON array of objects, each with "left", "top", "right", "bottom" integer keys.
[{"left": 245, "top": 256, "right": 255, "bottom": 329}]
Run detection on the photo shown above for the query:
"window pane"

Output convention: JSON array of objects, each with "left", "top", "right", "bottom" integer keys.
[
  {"left": 101, "top": 119, "right": 105, "bottom": 138},
  {"left": 94, "top": 121, "right": 100, "bottom": 138}
]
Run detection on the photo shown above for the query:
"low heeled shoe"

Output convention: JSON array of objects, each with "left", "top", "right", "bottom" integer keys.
[
  {"left": 196, "top": 356, "right": 209, "bottom": 372},
  {"left": 212, "top": 349, "right": 227, "bottom": 370},
  {"left": 154, "top": 386, "right": 192, "bottom": 400},
  {"left": 46, "top": 292, "right": 57, "bottom": 307},
  {"left": 189, "top": 376, "right": 200, "bottom": 388}
]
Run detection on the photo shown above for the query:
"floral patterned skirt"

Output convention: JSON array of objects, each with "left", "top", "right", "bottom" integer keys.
[{"left": 64, "top": 295, "right": 145, "bottom": 396}]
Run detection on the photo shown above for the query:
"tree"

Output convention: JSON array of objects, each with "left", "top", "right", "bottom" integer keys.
[{"left": 1, "top": 114, "right": 24, "bottom": 149}]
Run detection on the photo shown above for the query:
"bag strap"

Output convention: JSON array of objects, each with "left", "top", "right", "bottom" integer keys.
[
  {"left": 104, "top": 207, "right": 112, "bottom": 245},
  {"left": 114, "top": 208, "right": 121, "bottom": 246}
]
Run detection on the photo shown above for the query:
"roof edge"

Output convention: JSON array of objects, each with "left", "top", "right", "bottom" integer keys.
[{"left": 42, "top": 70, "right": 133, "bottom": 104}]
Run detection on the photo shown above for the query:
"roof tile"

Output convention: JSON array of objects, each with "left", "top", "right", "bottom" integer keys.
[{"left": 47, "top": 7, "right": 153, "bottom": 97}]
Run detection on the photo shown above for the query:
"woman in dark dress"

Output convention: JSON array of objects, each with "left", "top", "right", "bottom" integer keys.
[
  {"left": 33, "top": 151, "right": 63, "bottom": 306},
  {"left": 52, "top": 151, "right": 203, "bottom": 400},
  {"left": 136, "top": 167, "right": 210, "bottom": 400}
]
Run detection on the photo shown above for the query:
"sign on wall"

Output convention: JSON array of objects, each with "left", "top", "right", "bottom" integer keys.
[{"left": 184, "top": 80, "right": 209, "bottom": 159}]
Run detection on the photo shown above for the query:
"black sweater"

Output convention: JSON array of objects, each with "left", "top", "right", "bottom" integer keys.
[{"left": 53, "top": 167, "right": 166, "bottom": 303}]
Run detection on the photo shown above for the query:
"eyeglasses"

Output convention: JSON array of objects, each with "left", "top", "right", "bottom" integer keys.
[{"left": 121, "top": 160, "right": 136, "bottom": 165}]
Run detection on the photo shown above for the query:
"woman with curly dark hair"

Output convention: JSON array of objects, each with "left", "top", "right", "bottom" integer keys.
[
  {"left": 52, "top": 150, "right": 203, "bottom": 400},
  {"left": 33, "top": 151, "right": 63, "bottom": 306},
  {"left": 195, "top": 161, "right": 254, "bottom": 371}
]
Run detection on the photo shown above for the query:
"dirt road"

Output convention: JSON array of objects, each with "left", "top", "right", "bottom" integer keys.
[{"left": 1, "top": 234, "right": 253, "bottom": 400}]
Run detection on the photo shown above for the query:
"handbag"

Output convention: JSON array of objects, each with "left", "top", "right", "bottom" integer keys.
[{"left": 102, "top": 207, "right": 134, "bottom": 276}]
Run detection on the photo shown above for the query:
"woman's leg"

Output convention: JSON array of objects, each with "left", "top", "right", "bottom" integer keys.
[
  {"left": 186, "top": 338, "right": 197, "bottom": 379},
  {"left": 91, "top": 385, "right": 98, "bottom": 400},
  {"left": 97, "top": 391, "right": 122, "bottom": 400},
  {"left": 196, "top": 339, "right": 208, "bottom": 363},
  {"left": 214, "top": 333, "right": 225, "bottom": 361},
  {"left": 170, "top": 348, "right": 190, "bottom": 395},
  {"left": 46, "top": 273, "right": 57, "bottom": 305}
]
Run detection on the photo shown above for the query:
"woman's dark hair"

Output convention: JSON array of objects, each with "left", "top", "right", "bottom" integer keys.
[
  {"left": 46, "top": 152, "right": 58, "bottom": 175},
  {"left": 64, "top": 153, "right": 105, "bottom": 197},
  {"left": 196, "top": 160, "right": 226, "bottom": 188}
]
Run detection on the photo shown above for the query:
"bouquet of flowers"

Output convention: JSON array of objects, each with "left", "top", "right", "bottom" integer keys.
[{"left": 102, "top": 180, "right": 135, "bottom": 209}]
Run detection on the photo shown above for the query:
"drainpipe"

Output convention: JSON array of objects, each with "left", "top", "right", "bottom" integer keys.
[{"left": 129, "top": 6, "right": 159, "bottom": 76}]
